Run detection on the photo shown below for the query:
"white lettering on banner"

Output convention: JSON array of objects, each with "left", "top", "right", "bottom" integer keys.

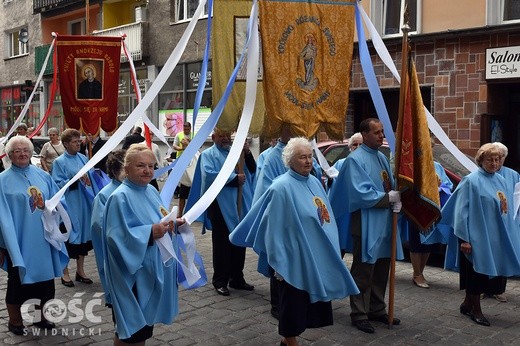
[{"left": 486, "top": 46, "right": 520, "bottom": 79}]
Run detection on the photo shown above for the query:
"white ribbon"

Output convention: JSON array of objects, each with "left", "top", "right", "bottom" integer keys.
[
  {"left": 356, "top": 1, "right": 478, "bottom": 173},
  {"left": 155, "top": 206, "right": 202, "bottom": 285},
  {"left": 514, "top": 182, "right": 520, "bottom": 220},
  {"left": 0, "top": 34, "right": 57, "bottom": 145},
  {"left": 41, "top": 201, "right": 72, "bottom": 250},
  {"left": 311, "top": 139, "right": 338, "bottom": 178}
]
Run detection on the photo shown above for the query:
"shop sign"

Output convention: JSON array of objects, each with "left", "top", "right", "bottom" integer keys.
[{"left": 486, "top": 46, "right": 520, "bottom": 79}]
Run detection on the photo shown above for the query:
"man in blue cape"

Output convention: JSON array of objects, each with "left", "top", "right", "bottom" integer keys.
[
  {"left": 330, "top": 118, "right": 403, "bottom": 334},
  {"left": 186, "top": 128, "right": 256, "bottom": 296}
]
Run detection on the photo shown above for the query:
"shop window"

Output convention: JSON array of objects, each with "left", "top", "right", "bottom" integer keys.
[
  {"left": 171, "top": 0, "right": 209, "bottom": 23},
  {"left": 7, "top": 29, "right": 28, "bottom": 58}
]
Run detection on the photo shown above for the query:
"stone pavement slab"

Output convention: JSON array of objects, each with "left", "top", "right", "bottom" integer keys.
[{"left": 1, "top": 221, "right": 519, "bottom": 345}]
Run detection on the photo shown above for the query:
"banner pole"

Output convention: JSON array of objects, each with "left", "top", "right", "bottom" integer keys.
[{"left": 388, "top": 5, "right": 411, "bottom": 329}]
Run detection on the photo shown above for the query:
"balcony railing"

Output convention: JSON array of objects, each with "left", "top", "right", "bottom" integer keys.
[
  {"left": 92, "top": 22, "right": 149, "bottom": 63},
  {"left": 33, "top": 0, "right": 86, "bottom": 14}
]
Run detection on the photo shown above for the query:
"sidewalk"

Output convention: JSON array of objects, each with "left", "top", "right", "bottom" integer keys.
[{"left": 1, "top": 222, "right": 520, "bottom": 345}]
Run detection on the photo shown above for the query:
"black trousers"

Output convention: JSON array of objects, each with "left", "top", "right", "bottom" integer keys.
[{"left": 208, "top": 203, "right": 246, "bottom": 289}]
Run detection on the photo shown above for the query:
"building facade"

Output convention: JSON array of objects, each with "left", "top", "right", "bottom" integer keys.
[{"left": 2, "top": 0, "right": 520, "bottom": 168}]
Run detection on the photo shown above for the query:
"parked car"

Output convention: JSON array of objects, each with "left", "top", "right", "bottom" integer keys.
[
  {"left": 317, "top": 140, "right": 472, "bottom": 185},
  {"left": 31, "top": 136, "right": 49, "bottom": 168}
]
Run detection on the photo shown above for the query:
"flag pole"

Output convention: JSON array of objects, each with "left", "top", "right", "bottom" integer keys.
[
  {"left": 388, "top": 5, "right": 411, "bottom": 329},
  {"left": 86, "top": 0, "right": 90, "bottom": 35}
]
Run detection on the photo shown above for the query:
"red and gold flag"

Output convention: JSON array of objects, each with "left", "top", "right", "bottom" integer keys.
[
  {"left": 56, "top": 35, "right": 121, "bottom": 135},
  {"left": 395, "top": 54, "right": 440, "bottom": 231},
  {"left": 259, "top": 0, "right": 355, "bottom": 140}
]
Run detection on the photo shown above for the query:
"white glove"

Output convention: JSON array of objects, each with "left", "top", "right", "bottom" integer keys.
[
  {"left": 388, "top": 190, "right": 401, "bottom": 203},
  {"left": 392, "top": 201, "right": 402, "bottom": 213}
]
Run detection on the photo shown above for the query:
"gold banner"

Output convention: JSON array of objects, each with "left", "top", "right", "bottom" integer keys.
[
  {"left": 212, "top": 0, "right": 266, "bottom": 135},
  {"left": 260, "top": 0, "right": 355, "bottom": 140}
]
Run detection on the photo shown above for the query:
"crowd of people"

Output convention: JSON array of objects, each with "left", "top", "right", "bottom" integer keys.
[{"left": 1, "top": 119, "right": 520, "bottom": 345}]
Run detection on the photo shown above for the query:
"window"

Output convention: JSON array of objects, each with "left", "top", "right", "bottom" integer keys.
[
  {"left": 171, "top": 0, "right": 209, "bottom": 23},
  {"left": 503, "top": 0, "right": 520, "bottom": 22},
  {"left": 68, "top": 18, "right": 86, "bottom": 35},
  {"left": 384, "top": 0, "right": 417, "bottom": 36},
  {"left": 7, "top": 29, "right": 28, "bottom": 58}
]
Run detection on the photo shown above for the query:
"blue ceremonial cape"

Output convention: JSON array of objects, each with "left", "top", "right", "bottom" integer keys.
[
  {"left": 253, "top": 141, "right": 287, "bottom": 203},
  {"left": 52, "top": 152, "right": 98, "bottom": 244},
  {"left": 342, "top": 144, "right": 403, "bottom": 264},
  {"left": 253, "top": 145, "right": 273, "bottom": 189},
  {"left": 0, "top": 165, "right": 68, "bottom": 284},
  {"left": 91, "top": 179, "right": 121, "bottom": 305},
  {"left": 230, "top": 169, "right": 359, "bottom": 303},
  {"left": 439, "top": 168, "right": 520, "bottom": 276},
  {"left": 185, "top": 144, "right": 254, "bottom": 233},
  {"left": 328, "top": 157, "right": 352, "bottom": 253},
  {"left": 103, "top": 179, "right": 178, "bottom": 340}
]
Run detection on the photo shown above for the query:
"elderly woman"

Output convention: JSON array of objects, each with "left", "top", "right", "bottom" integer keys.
[
  {"left": 52, "top": 128, "right": 99, "bottom": 287},
  {"left": 91, "top": 149, "right": 126, "bottom": 308},
  {"left": 0, "top": 136, "right": 68, "bottom": 335},
  {"left": 439, "top": 143, "right": 520, "bottom": 327},
  {"left": 40, "top": 127, "right": 65, "bottom": 173},
  {"left": 230, "top": 137, "right": 359, "bottom": 346},
  {"left": 103, "top": 144, "right": 183, "bottom": 345}
]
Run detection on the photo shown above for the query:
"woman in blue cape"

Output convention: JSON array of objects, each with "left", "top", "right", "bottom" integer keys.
[
  {"left": 103, "top": 144, "right": 183, "bottom": 344},
  {"left": 230, "top": 138, "right": 359, "bottom": 346},
  {"left": 438, "top": 143, "right": 520, "bottom": 327},
  {"left": 0, "top": 136, "right": 68, "bottom": 335},
  {"left": 52, "top": 128, "right": 99, "bottom": 287},
  {"left": 90, "top": 149, "right": 126, "bottom": 308}
]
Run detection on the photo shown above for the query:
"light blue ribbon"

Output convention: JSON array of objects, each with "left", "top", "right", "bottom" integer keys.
[
  {"left": 354, "top": 3, "right": 396, "bottom": 153},
  {"left": 192, "top": 0, "right": 213, "bottom": 127}
]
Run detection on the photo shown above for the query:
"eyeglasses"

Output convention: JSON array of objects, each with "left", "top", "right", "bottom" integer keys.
[{"left": 12, "top": 149, "right": 32, "bottom": 155}]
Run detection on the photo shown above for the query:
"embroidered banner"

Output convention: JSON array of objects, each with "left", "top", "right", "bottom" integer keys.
[
  {"left": 212, "top": 0, "right": 265, "bottom": 135},
  {"left": 56, "top": 35, "right": 121, "bottom": 135},
  {"left": 396, "top": 56, "right": 441, "bottom": 231},
  {"left": 260, "top": 0, "right": 355, "bottom": 140}
]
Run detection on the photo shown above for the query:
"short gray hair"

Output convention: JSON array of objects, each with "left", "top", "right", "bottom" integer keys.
[
  {"left": 493, "top": 142, "right": 508, "bottom": 158},
  {"left": 47, "top": 127, "right": 59, "bottom": 136},
  {"left": 282, "top": 137, "right": 312, "bottom": 168},
  {"left": 5, "top": 136, "right": 34, "bottom": 156}
]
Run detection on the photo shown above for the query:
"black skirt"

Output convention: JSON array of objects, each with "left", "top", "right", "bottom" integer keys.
[
  {"left": 459, "top": 247, "right": 491, "bottom": 295},
  {"left": 6, "top": 255, "right": 55, "bottom": 305},
  {"left": 65, "top": 240, "right": 93, "bottom": 259},
  {"left": 278, "top": 279, "right": 333, "bottom": 337}
]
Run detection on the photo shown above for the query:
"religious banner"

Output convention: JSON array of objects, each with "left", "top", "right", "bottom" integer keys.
[
  {"left": 212, "top": 0, "right": 266, "bottom": 135},
  {"left": 56, "top": 35, "right": 121, "bottom": 135},
  {"left": 395, "top": 55, "right": 441, "bottom": 231},
  {"left": 260, "top": 0, "right": 355, "bottom": 140}
]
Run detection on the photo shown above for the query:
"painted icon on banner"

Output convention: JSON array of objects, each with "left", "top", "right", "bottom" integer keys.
[{"left": 76, "top": 59, "right": 104, "bottom": 100}]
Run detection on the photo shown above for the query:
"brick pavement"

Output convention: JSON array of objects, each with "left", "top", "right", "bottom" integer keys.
[{"left": 1, "top": 221, "right": 520, "bottom": 345}]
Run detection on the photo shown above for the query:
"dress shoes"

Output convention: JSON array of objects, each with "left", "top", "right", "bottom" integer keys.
[
  {"left": 352, "top": 319, "right": 375, "bottom": 334},
  {"left": 33, "top": 320, "right": 56, "bottom": 329},
  {"left": 459, "top": 304, "right": 471, "bottom": 317},
  {"left": 470, "top": 313, "right": 490, "bottom": 326},
  {"left": 229, "top": 282, "right": 255, "bottom": 291},
  {"left": 413, "top": 278, "right": 430, "bottom": 289},
  {"left": 493, "top": 294, "right": 507, "bottom": 303},
  {"left": 216, "top": 287, "right": 230, "bottom": 296},
  {"left": 75, "top": 273, "right": 93, "bottom": 284},
  {"left": 368, "top": 314, "right": 401, "bottom": 325},
  {"left": 8, "top": 323, "right": 26, "bottom": 336},
  {"left": 61, "top": 277, "right": 75, "bottom": 287}
]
